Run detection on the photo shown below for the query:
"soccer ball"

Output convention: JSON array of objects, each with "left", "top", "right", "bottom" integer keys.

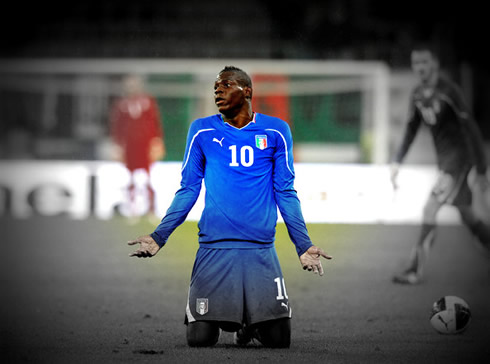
[{"left": 429, "top": 296, "right": 471, "bottom": 334}]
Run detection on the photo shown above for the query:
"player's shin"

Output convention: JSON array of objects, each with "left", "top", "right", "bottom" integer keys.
[
  {"left": 254, "top": 318, "right": 291, "bottom": 348},
  {"left": 408, "top": 223, "right": 436, "bottom": 277},
  {"left": 468, "top": 220, "right": 490, "bottom": 254},
  {"left": 186, "top": 321, "right": 220, "bottom": 347}
]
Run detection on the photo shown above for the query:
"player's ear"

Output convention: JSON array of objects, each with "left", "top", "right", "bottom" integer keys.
[
  {"left": 244, "top": 86, "right": 252, "bottom": 99},
  {"left": 433, "top": 58, "right": 440, "bottom": 69}
]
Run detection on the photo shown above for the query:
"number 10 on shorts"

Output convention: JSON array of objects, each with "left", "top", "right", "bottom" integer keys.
[{"left": 274, "top": 277, "right": 288, "bottom": 300}]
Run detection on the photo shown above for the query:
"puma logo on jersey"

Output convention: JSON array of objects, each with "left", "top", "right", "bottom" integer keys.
[
  {"left": 213, "top": 137, "right": 224, "bottom": 147},
  {"left": 281, "top": 302, "right": 288, "bottom": 310}
]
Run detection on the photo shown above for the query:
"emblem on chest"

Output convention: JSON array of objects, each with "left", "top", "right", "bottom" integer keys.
[
  {"left": 255, "top": 135, "right": 268, "bottom": 150},
  {"left": 415, "top": 99, "right": 441, "bottom": 126}
]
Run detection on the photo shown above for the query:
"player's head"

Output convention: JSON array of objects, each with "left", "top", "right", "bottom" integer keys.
[
  {"left": 411, "top": 43, "right": 439, "bottom": 85},
  {"left": 218, "top": 66, "right": 252, "bottom": 90},
  {"left": 122, "top": 74, "right": 145, "bottom": 96},
  {"left": 214, "top": 66, "right": 253, "bottom": 115}
]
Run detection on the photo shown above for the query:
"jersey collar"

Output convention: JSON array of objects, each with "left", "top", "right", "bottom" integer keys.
[{"left": 220, "top": 112, "right": 256, "bottom": 130}]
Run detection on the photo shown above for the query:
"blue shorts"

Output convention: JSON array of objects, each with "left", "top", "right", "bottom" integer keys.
[{"left": 185, "top": 242, "right": 292, "bottom": 326}]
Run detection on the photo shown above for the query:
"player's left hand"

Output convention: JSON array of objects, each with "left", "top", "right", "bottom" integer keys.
[
  {"left": 299, "top": 245, "right": 332, "bottom": 276},
  {"left": 390, "top": 163, "right": 400, "bottom": 190},
  {"left": 128, "top": 235, "right": 161, "bottom": 258},
  {"left": 475, "top": 173, "right": 490, "bottom": 192}
]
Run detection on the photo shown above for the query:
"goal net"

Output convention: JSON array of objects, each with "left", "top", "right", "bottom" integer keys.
[{"left": 0, "top": 59, "right": 389, "bottom": 163}]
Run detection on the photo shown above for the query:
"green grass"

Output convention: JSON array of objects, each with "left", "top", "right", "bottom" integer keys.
[{"left": 2, "top": 216, "right": 489, "bottom": 363}]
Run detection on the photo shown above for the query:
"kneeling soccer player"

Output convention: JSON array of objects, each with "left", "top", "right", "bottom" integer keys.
[{"left": 128, "top": 66, "right": 332, "bottom": 347}]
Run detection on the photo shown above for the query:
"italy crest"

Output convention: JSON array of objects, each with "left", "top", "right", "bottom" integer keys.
[
  {"left": 196, "top": 298, "right": 208, "bottom": 315},
  {"left": 255, "top": 135, "right": 267, "bottom": 150}
]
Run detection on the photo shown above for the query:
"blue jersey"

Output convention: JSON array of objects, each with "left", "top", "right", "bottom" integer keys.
[{"left": 151, "top": 112, "right": 313, "bottom": 256}]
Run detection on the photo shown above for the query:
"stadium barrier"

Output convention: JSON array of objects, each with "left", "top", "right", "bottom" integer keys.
[{"left": 0, "top": 161, "right": 461, "bottom": 224}]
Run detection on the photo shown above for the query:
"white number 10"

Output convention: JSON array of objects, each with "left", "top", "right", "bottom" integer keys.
[
  {"left": 274, "top": 277, "right": 288, "bottom": 300},
  {"left": 229, "top": 145, "right": 254, "bottom": 167}
]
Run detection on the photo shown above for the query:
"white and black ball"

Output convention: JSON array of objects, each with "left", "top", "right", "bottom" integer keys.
[{"left": 429, "top": 295, "right": 471, "bottom": 334}]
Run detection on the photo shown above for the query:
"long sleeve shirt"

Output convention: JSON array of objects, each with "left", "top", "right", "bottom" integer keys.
[{"left": 151, "top": 112, "right": 313, "bottom": 256}]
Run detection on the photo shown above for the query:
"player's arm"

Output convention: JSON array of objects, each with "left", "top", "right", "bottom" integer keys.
[
  {"left": 463, "top": 115, "right": 487, "bottom": 168},
  {"left": 108, "top": 100, "right": 125, "bottom": 161},
  {"left": 457, "top": 107, "right": 487, "bottom": 174},
  {"left": 391, "top": 95, "right": 422, "bottom": 188},
  {"left": 109, "top": 100, "right": 124, "bottom": 146},
  {"left": 149, "top": 96, "right": 166, "bottom": 161},
  {"left": 450, "top": 86, "right": 488, "bottom": 188},
  {"left": 460, "top": 113, "right": 488, "bottom": 190},
  {"left": 271, "top": 123, "right": 332, "bottom": 275},
  {"left": 128, "top": 122, "right": 205, "bottom": 257}
]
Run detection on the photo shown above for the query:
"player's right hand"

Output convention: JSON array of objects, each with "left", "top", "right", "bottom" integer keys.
[
  {"left": 128, "top": 235, "right": 161, "bottom": 258},
  {"left": 475, "top": 173, "right": 490, "bottom": 192},
  {"left": 390, "top": 163, "right": 400, "bottom": 190}
]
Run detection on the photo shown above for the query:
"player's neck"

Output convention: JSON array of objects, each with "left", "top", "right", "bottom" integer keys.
[
  {"left": 423, "top": 71, "right": 439, "bottom": 88},
  {"left": 222, "top": 108, "right": 254, "bottom": 129},
  {"left": 125, "top": 92, "right": 144, "bottom": 98}
]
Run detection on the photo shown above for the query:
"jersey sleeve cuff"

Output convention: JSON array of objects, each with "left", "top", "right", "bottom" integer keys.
[
  {"left": 296, "top": 243, "right": 313, "bottom": 257},
  {"left": 150, "top": 232, "right": 167, "bottom": 248},
  {"left": 477, "top": 166, "right": 487, "bottom": 175}
]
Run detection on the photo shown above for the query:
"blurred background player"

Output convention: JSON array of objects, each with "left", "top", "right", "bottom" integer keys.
[
  {"left": 390, "top": 44, "right": 490, "bottom": 285},
  {"left": 127, "top": 66, "right": 332, "bottom": 348},
  {"left": 110, "top": 74, "right": 165, "bottom": 220}
]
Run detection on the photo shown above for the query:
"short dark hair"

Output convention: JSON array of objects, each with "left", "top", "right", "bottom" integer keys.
[
  {"left": 219, "top": 66, "right": 252, "bottom": 89},
  {"left": 411, "top": 42, "right": 440, "bottom": 60}
]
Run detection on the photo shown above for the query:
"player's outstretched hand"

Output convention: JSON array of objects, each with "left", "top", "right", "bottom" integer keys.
[
  {"left": 299, "top": 245, "right": 332, "bottom": 276},
  {"left": 128, "top": 235, "right": 161, "bottom": 258},
  {"left": 475, "top": 173, "right": 490, "bottom": 192},
  {"left": 390, "top": 163, "right": 400, "bottom": 190}
]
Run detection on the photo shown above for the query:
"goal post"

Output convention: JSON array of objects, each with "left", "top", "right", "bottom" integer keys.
[{"left": 0, "top": 58, "right": 390, "bottom": 163}]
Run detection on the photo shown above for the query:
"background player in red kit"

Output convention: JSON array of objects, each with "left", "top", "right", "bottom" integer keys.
[
  {"left": 110, "top": 74, "right": 165, "bottom": 218},
  {"left": 390, "top": 44, "right": 490, "bottom": 284}
]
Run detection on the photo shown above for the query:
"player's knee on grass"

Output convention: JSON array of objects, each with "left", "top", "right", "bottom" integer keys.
[
  {"left": 255, "top": 318, "right": 291, "bottom": 348},
  {"left": 186, "top": 321, "right": 220, "bottom": 347}
]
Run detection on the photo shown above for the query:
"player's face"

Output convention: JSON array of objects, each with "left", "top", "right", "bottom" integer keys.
[
  {"left": 123, "top": 75, "right": 144, "bottom": 96},
  {"left": 411, "top": 50, "right": 437, "bottom": 84},
  {"left": 214, "top": 72, "right": 250, "bottom": 114}
]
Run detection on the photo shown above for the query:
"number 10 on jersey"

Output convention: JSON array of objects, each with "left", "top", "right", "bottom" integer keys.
[
  {"left": 274, "top": 277, "right": 288, "bottom": 300},
  {"left": 229, "top": 145, "right": 254, "bottom": 167}
]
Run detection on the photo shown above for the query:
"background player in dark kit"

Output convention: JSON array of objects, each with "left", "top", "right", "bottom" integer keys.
[
  {"left": 390, "top": 44, "right": 490, "bottom": 285},
  {"left": 128, "top": 66, "right": 332, "bottom": 347}
]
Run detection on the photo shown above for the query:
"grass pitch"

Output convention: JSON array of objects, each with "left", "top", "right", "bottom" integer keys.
[{"left": 1, "top": 216, "right": 489, "bottom": 363}]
